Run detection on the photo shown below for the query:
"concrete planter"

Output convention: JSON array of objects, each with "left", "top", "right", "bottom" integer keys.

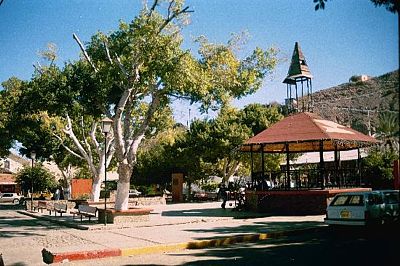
[{"left": 97, "top": 208, "right": 153, "bottom": 224}]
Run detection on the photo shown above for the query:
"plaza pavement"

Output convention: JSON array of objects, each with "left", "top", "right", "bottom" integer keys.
[{"left": 5, "top": 201, "right": 326, "bottom": 264}]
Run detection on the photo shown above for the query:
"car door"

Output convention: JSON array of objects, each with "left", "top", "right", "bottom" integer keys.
[
  {"left": 382, "top": 191, "right": 399, "bottom": 220},
  {"left": 367, "top": 193, "right": 385, "bottom": 220}
]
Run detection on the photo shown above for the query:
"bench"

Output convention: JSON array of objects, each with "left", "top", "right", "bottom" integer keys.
[
  {"left": 53, "top": 203, "right": 68, "bottom": 217},
  {"left": 33, "top": 201, "right": 47, "bottom": 213},
  {"left": 71, "top": 205, "right": 97, "bottom": 222}
]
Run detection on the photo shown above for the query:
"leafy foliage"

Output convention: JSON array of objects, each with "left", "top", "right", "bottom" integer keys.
[
  {"left": 2, "top": 0, "right": 279, "bottom": 209},
  {"left": 15, "top": 164, "right": 57, "bottom": 193},
  {"left": 314, "top": 0, "right": 399, "bottom": 13},
  {"left": 134, "top": 103, "right": 284, "bottom": 185},
  {"left": 364, "top": 147, "right": 398, "bottom": 189}
]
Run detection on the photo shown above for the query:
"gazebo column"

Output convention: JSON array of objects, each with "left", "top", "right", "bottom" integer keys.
[
  {"left": 357, "top": 148, "right": 362, "bottom": 186},
  {"left": 286, "top": 143, "right": 290, "bottom": 190},
  {"left": 250, "top": 145, "right": 254, "bottom": 187},
  {"left": 319, "top": 140, "right": 325, "bottom": 189},
  {"left": 334, "top": 146, "right": 341, "bottom": 188},
  {"left": 261, "top": 144, "right": 265, "bottom": 190}
]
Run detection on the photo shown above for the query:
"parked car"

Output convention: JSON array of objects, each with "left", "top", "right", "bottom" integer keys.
[
  {"left": 129, "top": 189, "right": 142, "bottom": 198},
  {"left": 193, "top": 191, "right": 218, "bottom": 201},
  {"left": 379, "top": 190, "right": 399, "bottom": 223},
  {"left": 324, "top": 190, "right": 399, "bottom": 226},
  {"left": 0, "top": 192, "right": 24, "bottom": 204}
]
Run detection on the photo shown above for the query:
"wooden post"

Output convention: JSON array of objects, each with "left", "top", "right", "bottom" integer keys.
[
  {"left": 319, "top": 140, "right": 325, "bottom": 189},
  {"left": 250, "top": 145, "right": 254, "bottom": 187},
  {"left": 357, "top": 148, "right": 361, "bottom": 186},
  {"left": 286, "top": 143, "right": 290, "bottom": 190},
  {"left": 334, "top": 146, "right": 341, "bottom": 188},
  {"left": 261, "top": 144, "right": 265, "bottom": 190}
]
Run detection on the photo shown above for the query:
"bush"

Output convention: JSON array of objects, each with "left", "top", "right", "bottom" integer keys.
[
  {"left": 201, "top": 183, "right": 219, "bottom": 192},
  {"left": 364, "top": 147, "right": 399, "bottom": 189}
]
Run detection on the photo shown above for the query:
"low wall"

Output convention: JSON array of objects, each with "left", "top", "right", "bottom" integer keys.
[
  {"left": 98, "top": 208, "right": 153, "bottom": 224},
  {"left": 86, "top": 196, "right": 166, "bottom": 209},
  {"left": 246, "top": 188, "right": 371, "bottom": 215},
  {"left": 26, "top": 200, "right": 76, "bottom": 210},
  {"left": 132, "top": 196, "right": 166, "bottom": 206}
]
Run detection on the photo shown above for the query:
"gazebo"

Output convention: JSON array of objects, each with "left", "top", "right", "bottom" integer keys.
[{"left": 240, "top": 112, "right": 378, "bottom": 214}]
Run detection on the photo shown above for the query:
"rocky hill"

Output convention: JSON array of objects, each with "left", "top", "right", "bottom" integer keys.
[{"left": 310, "top": 70, "right": 399, "bottom": 135}]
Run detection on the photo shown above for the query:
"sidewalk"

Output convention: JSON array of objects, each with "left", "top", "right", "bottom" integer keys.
[{"left": 18, "top": 201, "right": 326, "bottom": 264}]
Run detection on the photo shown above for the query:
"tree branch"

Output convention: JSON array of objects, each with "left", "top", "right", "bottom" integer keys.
[
  {"left": 33, "top": 63, "right": 44, "bottom": 75},
  {"left": 89, "top": 121, "right": 101, "bottom": 158},
  {"left": 73, "top": 33, "right": 98, "bottom": 73},
  {"left": 63, "top": 114, "right": 98, "bottom": 176},
  {"left": 114, "top": 53, "right": 130, "bottom": 79},
  {"left": 53, "top": 134, "right": 84, "bottom": 160},
  {"left": 103, "top": 40, "right": 113, "bottom": 64},
  {"left": 127, "top": 88, "right": 161, "bottom": 161},
  {"left": 158, "top": 6, "right": 193, "bottom": 34},
  {"left": 148, "top": 0, "right": 159, "bottom": 17}
]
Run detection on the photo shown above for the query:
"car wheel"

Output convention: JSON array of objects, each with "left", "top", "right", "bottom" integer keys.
[{"left": 13, "top": 199, "right": 20, "bottom": 204}]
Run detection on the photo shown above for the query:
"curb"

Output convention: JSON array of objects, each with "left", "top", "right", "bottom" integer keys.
[
  {"left": 42, "top": 226, "right": 326, "bottom": 264},
  {"left": 42, "top": 248, "right": 121, "bottom": 264}
]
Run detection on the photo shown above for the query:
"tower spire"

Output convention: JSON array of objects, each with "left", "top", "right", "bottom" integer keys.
[{"left": 283, "top": 42, "right": 313, "bottom": 114}]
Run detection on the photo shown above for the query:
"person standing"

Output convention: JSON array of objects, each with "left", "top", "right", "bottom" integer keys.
[
  {"left": 54, "top": 188, "right": 60, "bottom": 200},
  {"left": 219, "top": 183, "right": 228, "bottom": 209}
]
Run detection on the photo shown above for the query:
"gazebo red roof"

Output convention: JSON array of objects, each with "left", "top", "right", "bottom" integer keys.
[{"left": 241, "top": 112, "right": 377, "bottom": 153}]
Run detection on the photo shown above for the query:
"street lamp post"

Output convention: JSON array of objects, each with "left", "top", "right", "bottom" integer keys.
[
  {"left": 101, "top": 117, "right": 113, "bottom": 226},
  {"left": 30, "top": 150, "right": 36, "bottom": 212}
]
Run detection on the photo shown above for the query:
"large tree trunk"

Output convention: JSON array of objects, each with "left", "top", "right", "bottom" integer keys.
[
  {"left": 91, "top": 173, "right": 103, "bottom": 202},
  {"left": 114, "top": 162, "right": 133, "bottom": 210}
]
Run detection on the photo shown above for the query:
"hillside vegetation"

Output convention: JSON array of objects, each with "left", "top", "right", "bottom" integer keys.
[{"left": 310, "top": 70, "right": 399, "bottom": 135}]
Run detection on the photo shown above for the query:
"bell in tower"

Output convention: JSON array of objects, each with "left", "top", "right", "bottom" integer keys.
[{"left": 283, "top": 42, "right": 313, "bottom": 113}]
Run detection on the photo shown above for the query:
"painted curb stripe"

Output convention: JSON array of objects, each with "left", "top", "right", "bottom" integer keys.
[
  {"left": 42, "top": 248, "right": 121, "bottom": 264},
  {"left": 41, "top": 227, "right": 325, "bottom": 263},
  {"left": 121, "top": 243, "right": 187, "bottom": 256}
]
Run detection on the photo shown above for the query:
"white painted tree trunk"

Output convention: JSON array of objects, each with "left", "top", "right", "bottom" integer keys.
[
  {"left": 91, "top": 173, "right": 103, "bottom": 202},
  {"left": 114, "top": 162, "right": 132, "bottom": 210}
]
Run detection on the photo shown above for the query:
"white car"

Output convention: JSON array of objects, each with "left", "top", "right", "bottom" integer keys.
[
  {"left": 128, "top": 189, "right": 142, "bottom": 198},
  {"left": 0, "top": 192, "right": 24, "bottom": 204},
  {"left": 324, "top": 190, "right": 399, "bottom": 226}
]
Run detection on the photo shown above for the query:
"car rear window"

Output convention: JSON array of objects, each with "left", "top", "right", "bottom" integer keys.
[
  {"left": 331, "top": 195, "right": 364, "bottom": 206},
  {"left": 383, "top": 192, "right": 399, "bottom": 204}
]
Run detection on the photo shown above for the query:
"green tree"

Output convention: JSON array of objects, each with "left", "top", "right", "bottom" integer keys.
[
  {"left": 364, "top": 111, "right": 399, "bottom": 188},
  {"left": 171, "top": 103, "right": 283, "bottom": 184},
  {"left": 15, "top": 164, "right": 57, "bottom": 195},
  {"left": 374, "top": 112, "right": 399, "bottom": 153},
  {"left": 7, "top": 1, "right": 278, "bottom": 210},
  {"left": 0, "top": 77, "right": 25, "bottom": 156},
  {"left": 364, "top": 147, "right": 398, "bottom": 189},
  {"left": 74, "top": 0, "right": 277, "bottom": 210}
]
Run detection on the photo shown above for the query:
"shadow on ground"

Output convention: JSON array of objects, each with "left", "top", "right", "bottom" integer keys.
[
  {"left": 161, "top": 207, "right": 269, "bottom": 219},
  {"left": 185, "top": 221, "right": 325, "bottom": 240},
  {"left": 129, "top": 226, "right": 399, "bottom": 266}
]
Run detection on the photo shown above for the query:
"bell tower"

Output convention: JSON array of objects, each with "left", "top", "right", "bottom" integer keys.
[{"left": 283, "top": 42, "right": 313, "bottom": 113}]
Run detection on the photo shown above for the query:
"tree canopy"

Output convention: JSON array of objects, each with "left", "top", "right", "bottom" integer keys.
[{"left": 1, "top": 0, "right": 279, "bottom": 210}]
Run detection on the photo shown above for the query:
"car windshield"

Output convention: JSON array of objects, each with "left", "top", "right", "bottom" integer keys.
[{"left": 331, "top": 194, "right": 364, "bottom": 206}]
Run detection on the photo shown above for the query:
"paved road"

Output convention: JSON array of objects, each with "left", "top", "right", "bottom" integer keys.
[
  {"left": 0, "top": 204, "right": 84, "bottom": 266},
  {"left": 0, "top": 202, "right": 325, "bottom": 265},
  {"left": 56, "top": 226, "right": 400, "bottom": 266}
]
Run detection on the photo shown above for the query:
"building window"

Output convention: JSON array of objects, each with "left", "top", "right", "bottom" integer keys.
[{"left": 4, "top": 160, "right": 10, "bottom": 170}]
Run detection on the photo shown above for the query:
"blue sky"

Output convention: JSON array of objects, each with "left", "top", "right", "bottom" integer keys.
[{"left": 0, "top": 0, "right": 398, "bottom": 124}]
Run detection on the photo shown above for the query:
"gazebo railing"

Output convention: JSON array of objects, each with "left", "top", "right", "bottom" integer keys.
[{"left": 250, "top": 167, "right": 363, "bottom": 191}]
